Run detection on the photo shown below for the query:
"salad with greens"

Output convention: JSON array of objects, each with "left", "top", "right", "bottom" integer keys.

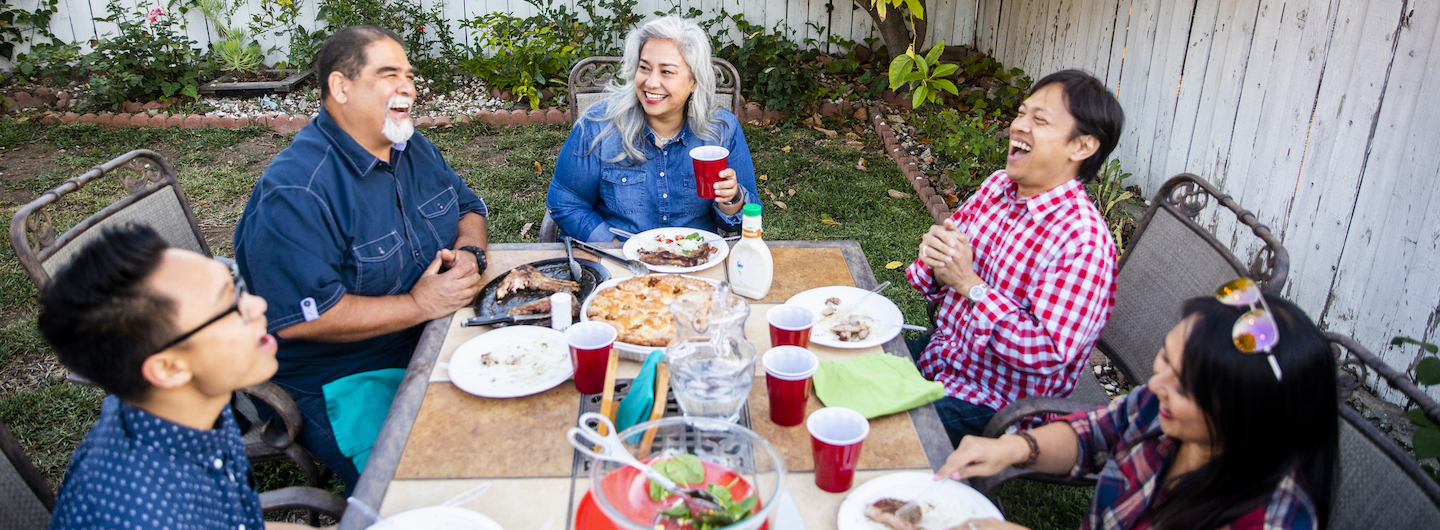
[{"left": 648, "top": 454, "right": 757, "bottom": 529}]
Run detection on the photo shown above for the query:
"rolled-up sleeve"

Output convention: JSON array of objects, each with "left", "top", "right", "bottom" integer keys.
[
  {"left": 547, "top": 120, "right": 610, "bottom": 241},
  {"left": 235, "top": 186, "right": 347, "bottom": 333},
  {"left": 1063, "top": 387, "right": 1145, "bottom": 477}
]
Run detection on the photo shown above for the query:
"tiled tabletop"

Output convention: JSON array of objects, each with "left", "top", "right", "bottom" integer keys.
[{"left": 341, "top": 241, "right": 951, "bottom": 529}]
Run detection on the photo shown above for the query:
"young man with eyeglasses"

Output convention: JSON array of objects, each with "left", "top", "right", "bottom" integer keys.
[
  {"left": 39, "top": 224, "right": 312, "bottom": 529},
  {"left": 907, "top": 70, "right": 1124, "bottom": 446}
]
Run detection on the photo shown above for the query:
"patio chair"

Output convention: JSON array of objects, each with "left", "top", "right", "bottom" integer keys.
[
  {"left": 8, "top": 150, "right": 330, "bottom": 503},
  {"left": 966, "top": 332, "right": 1440, "bottom": 527},
  {"left": 0, "top": 416, "right": 345, "bottom": 529},
  {"left": 964, "top": 172, "right": 1290, "bottom": 490},
  {"left": 539, "top": 57, "right": 744, "bottom": 242}
]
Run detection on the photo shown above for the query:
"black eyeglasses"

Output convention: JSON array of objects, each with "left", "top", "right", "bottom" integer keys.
[{"left": 154, "top": 266, "right": 248, "bottom": 354}]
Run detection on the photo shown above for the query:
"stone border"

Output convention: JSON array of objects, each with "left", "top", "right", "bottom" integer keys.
[{"left": 866, "top": 100, "right": 953, "bottom": 223}]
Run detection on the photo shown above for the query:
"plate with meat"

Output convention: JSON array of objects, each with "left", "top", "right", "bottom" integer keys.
[
  {"left": 472, "top": 258, "right": 610, "bottom": 327},
  {"left": 621, "top": 227, "right": 729, "bottom": 273},
  {"left": 580, "top": 274, "right": 720, "bottom": 360},
  {"left": 448, "top": 325, "right": 572, "bottom": 398},
  {"left": 786, "top": 286, "right": 903, "bottom": 349},
  {"left": 837, "top": 471, "right": 1003, "bottom": 530}
]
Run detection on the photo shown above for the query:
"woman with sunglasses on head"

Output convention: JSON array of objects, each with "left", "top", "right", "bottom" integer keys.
[{"left": 942, "top": 279, "right": 1339, "bottom": 530}]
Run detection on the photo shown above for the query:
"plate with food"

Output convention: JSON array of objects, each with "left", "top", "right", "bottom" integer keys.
[
  {"left": 472, "top": 258, "right": 610, "bottom": 327},
  {"left": 580, "top": 274, "right": 720, "bottom": 360},
  {"left": 621, "top": 227, "right": 729, "bottom": 273},
  {"left": 785, "top": 286, "right": 904, "bottom": 349},
  {"left": 837, "top": 471, "right": 1003, "bottom": 530},
  {"left": 448, "top": 326, "right": 572, "bottom": 398}
]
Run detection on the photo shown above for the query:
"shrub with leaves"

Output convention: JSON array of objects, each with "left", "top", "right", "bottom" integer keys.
[
  {"left": 712, "top": 13, "right": 821, "bottom": 121},
  {"left": 1394, "top": 335, "right": 1440, "bottom": 482},
  {"left": 459, "top": 13, "right": 578, "bottom": 110},
  {"left": 917, "top": 108, "right": 1008, "bottom": 193},
  {"left": 81, "top": 1, "right": 210, "bottom": 110},
  {"left": 0, "top": 0, "right": 59, "bottom": 61},
  {"left": 318, "top": 0, "right": 464, "bottom": 89},
  {"left": 1084, "top": 159, "right": 1142, "bottom": 249}
]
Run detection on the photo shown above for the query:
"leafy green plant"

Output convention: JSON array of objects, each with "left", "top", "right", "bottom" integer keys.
[
  {"left": 1084, "top": 159, "right": 1141, "bottom": 250},
  {"left": 81, "top": 1, "right": 210, "bottom": 109},
  {"left": 917, "top": 108, "right": 1007, "bottom": 193},
  {"left": 0, "top": 0, "right": 59, "bottom": 61},
  {"left": 888, "top": 40, "right": 958, "bottom": 108},
  {"left": 213, "top": 28, "right": 263, "bottom": 74},
  {"left": 1394, "top": 335, "right": 1440, "bottom": 482},
  {"left": 13, "top": 41, "right": 81, "bottom": 83},
  {"left": 712, "top": 13, "right": 821, "bottom": 121},
  {"left": 459, "top": 12, "right": 579, "bottom": 110},
  {"left": 318, "top": 0, "right": 465, "bottom": 89}
]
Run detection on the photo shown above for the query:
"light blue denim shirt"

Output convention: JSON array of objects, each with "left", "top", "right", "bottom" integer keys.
[{"left": 546, "top": 101, "right": 760, "bottom": 242}]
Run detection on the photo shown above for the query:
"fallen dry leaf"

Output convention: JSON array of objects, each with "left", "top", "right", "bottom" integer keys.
[
  {"left": 888, "top": 189, "right": 912, "bottom": 199},
  {"left": 845, "top": 132, "right": 861, "bottom": 140},
  {"left": 787, "top": 189, "right": 796, "bottom": 196},
  {"left": 520, "top": 222, "right": 533, "bottom": 238},
  {"left": 886, "top": 261, "right": 903, "bottom": 270},
  {"left": 845, "top": 140, "right": 866, "bottom": 149},
  {"left": 764, "top": 188, "right": 777, "bottom": 200},
  {"left": 759, "top": 174, "right": 769, "bottom": 181},
  {"left": 821, "top": 219, "right": 841, "bottom": 226},
  {"left": 534, "top": 161, "right": 542, "bottom": 175},
  {"left": 856, "top": 158, "right": 867, "bottom": 171},
  {"left": 815, "top": 126, "right": 838, "bottom": 137},
  {"left": 773, "top": 201, "right": 787, "bottom": 209},
  {"left": 781, "top": 145, "right": 792, "bottom": 153},
  {"left": 943, "top": 194, "right": 960, "bottom": 208}
]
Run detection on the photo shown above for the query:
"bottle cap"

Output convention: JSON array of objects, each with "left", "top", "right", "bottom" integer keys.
[{"left": 743, "top": 203, "right": 762, "bottom": 216}]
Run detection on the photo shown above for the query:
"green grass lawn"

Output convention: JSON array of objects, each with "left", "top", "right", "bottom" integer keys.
[{"left": 0, "top": 117, "right": 1089, "bottom": 528}]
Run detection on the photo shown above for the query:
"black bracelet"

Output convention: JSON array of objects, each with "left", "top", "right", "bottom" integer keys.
[
  {"left": 458, "top": 245, "right": 487, "bottom": 276},
  {"left": 1015, "top": 431, "right": 1040, "bottom": 469}
]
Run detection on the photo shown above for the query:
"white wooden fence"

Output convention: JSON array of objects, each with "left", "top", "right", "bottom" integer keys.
[
  {"left": 977, "top": 0, "right": 1440, "bottom": 402},
  {"left": 0, "top": 0, "right": 981, "bottom": 68},
  {"left": 4, "top": 0, "right": 1436, "bottom": 402}
]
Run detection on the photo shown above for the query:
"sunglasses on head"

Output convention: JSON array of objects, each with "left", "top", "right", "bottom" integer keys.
[{"left": 1214, "top": 277, "right": 1282, "bottom": 382}]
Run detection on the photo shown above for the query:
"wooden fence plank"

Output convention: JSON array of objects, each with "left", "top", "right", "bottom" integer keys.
[
  {"left": 1102, "top": 0, "right": 1130, "bottom": 88},
  {"left": 975, "top": 0, "right": 999, "bottom": 54}
]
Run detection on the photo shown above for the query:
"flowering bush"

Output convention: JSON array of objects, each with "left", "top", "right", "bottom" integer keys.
[{"left": 81, "top": 1, "right": 210, "bottom": 109}]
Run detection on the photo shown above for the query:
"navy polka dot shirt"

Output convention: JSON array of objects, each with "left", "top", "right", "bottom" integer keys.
[{"left": 48, "top": 396, "right": 265, "bottom": 529}]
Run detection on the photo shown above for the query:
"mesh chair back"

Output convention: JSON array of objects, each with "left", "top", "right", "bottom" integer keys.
[
  {"left": 566, "top": 56, "right": 744, "bottom": 123},
  {"left": 1329, "top": 332, "right": 1440, "bottom": 527},
  {"left": 1096, "top": 174, "right": 1287, "bottom": 385},
  {"left": 9, "top": 150, "right": 209, "bottom": 288},
  {"left": 0, "top": 421, "right": 52, "bottom": 529}
]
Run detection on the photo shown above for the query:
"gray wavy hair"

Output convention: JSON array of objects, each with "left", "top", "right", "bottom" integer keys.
[{"left": 588, "top": 16, "right": 726, "bottom": 164}]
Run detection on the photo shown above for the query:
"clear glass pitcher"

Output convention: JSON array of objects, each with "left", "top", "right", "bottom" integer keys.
[{"left": 665, "top": 286, "right": 756, "bottom": 423}]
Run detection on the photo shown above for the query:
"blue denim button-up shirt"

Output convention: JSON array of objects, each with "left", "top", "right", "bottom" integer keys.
[
  {"left": 233, "top": 107, "right": 486, "bottom": 391},
  {"left": 49, "top": 396, "right": 263, "bottom": 530},
  {"left": 547, "top": 102, "right": 759, "bottom": 241}
]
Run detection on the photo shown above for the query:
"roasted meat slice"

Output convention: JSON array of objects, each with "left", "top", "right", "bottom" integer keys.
[
  {"left": 495, "top": 264, "right": 579, "bottom": 300},
  {"left": 637, "top": 243, "right": 716, "bottom": 267},
  {"left": 865, "top": 498, "right": 922, "bottom": 529},
  {"left": 832, "top": 315, "right": 872, "bottom": 342},
  {"left": 506, "top": 297, "right": 581, "bottom": 317}
]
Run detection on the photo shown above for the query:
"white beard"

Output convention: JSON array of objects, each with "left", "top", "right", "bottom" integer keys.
[{"left": 382, "top": 95, "right": 415, "bottom": 144}]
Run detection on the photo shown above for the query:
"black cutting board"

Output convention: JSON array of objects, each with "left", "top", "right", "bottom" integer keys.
[{"left": 472, "top": 258, "right": 610, "bottom": 325}]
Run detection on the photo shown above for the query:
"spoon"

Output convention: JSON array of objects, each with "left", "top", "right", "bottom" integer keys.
[
  {"left": 567, "top": 413, "right": 729, "bottom": 521},
  {"left": 570, "top": 238, "right": 650, "bottom": 276}
]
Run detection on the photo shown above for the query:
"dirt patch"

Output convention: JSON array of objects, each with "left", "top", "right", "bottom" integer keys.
[
  {"left": 0, "top": 140, "right": 65, "bottom": 207},
  {"left": 0, "top": 350, "right": 67, "bottom": 397}
]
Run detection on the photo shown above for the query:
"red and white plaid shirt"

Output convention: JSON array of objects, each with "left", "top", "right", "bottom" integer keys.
[{"left": 906, "top": 170, "right": 1116, "bottom": 414}]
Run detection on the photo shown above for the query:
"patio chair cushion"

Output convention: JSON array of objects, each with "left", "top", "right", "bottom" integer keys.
[
  {"left": 39, "top": 187, "right": 205, "bottom": 280},
  {"left": 1331, "top": 408, "right": 1440, "bottom": 527},
  {"left": 0, "top": 452, "right": 49, "bottom": 530}
]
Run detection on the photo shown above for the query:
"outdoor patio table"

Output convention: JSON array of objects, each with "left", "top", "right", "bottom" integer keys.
[{"left": 337, "top": 241, "right": 953, "bottom": 529}]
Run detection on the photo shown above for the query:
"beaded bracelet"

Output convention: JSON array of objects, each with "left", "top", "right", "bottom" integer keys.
[{"left": 1015, "top": 431, "right": 1040, "bottom": 469}]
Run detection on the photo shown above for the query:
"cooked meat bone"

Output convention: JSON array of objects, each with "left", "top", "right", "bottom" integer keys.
[
  {"left": 495, "top": 264, "right": 579, "bottom": 300},
  {"left": 637, "top": 243, "right": 716, "bottom": 267},
  {"left": 866, "top": 498, "right": 923, "bottom": 530}
]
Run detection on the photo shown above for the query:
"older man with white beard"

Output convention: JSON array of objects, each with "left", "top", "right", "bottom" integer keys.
[{"left": 233, "top": 25, "right": 487, "bottom": 492}]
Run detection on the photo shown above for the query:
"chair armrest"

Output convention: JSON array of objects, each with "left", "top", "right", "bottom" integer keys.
[
  {"left": 241, "top": 382, "right": 305, "bottom": 450},
  {"left": 260, "top": 486, "right": 346, "bottom": 520},
  {"left": 981, "top": 396, "right": 1102, "bottom": 438}
]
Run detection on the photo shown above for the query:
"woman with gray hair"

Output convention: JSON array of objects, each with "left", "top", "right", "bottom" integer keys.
[{"left": 547, "top": 16, "right": 760, "bottom": 242}]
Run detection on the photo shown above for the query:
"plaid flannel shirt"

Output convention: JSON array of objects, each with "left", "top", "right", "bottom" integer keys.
[
  {"left": 1062, "top": 386, "right": 1318, "bottom": 530},
  {"left": 906, "top": 170, "right": 1116, "bottom": 414}
]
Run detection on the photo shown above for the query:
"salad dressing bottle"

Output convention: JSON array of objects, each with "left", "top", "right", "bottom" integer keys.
[{"left": 727, "top": 203, "right": 774, "bottom": 299}]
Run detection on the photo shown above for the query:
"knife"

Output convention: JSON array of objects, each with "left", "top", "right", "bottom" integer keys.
[{"left": 460, "top": 313, "right": 550, "bottom": 327}]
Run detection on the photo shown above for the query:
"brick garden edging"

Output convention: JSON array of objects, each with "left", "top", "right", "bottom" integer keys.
[{"left": 27, "top": 92, "right": 953, "bottom": 222}]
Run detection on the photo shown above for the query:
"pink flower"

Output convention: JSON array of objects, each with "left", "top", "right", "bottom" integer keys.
[{"left": 147, "top": 8, "right": 163, "bottom": 23}]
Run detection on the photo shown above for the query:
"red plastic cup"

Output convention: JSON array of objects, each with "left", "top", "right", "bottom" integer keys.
[
  {"left": 566, "top": 321, "right": 616, "bottom": 394},
  {"left": 766, "top": 305, "right": 815, "bottom": 348},
  {"left": 763, "top": 346, "right": 819, "bottom": 427},
  {"left": 807, "top": 407, "right": 870, "bottom": 492},
  {"left": 689, "top": 145, "right": 729, "bottom": 199}
]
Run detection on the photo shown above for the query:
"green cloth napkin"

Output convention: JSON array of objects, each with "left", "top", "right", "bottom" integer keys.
[
  {"left": 322, "top": 368, "right": 405, "bottom": 474},
  {"left": 616, "top": 350, "right": 664, "bottom": 435},
  {"left": 813, "top": 354, "right": 945, "bottom": 419}
]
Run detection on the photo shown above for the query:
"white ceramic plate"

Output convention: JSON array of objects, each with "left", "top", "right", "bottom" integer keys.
[
  {"left": 580, "top": 275, "right": 722, "bottom": 360},
  {"left": 448, "top": 326, "right": 572, "bottom": 398},
  {"left": 785, "top": 286, "right": 904, "bottom": 349},
  {"left": 837, "top": 471, "right": 1004, "bottom": 530},
  {"left": 369, "top": 506, "right": 504, "bottom": 530},
  {"left": 622, "top": 227, "right": 729, "bottom": 273}
]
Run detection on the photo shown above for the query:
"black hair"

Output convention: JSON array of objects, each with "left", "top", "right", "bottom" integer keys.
[
  {"left": 37, "top": 224, "right": 175, "bottom": 402},
  {"left": 315, "top": 25, "right": 405, "bottom": 101},
  {"left": 1147, "top": 295, "right": 1338, "bottom": 529},
  {"left": 1028, "top": 70, "right": 1125, "bottom": 182}
]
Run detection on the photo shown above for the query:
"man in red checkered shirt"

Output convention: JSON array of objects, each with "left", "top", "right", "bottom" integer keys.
[{"left": 906, "top": 70, "right": 1123, "bottom": 446}]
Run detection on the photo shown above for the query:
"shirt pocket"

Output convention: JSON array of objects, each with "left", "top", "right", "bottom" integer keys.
[
  {"left": 352, "top": 231, "right": 407, "bottom": 296},
  {"left": 418, "top": 186, "right": 459, "bottom": 247},
  {"left": 599, "top": 168, "right": 649, "bottom": 215}
]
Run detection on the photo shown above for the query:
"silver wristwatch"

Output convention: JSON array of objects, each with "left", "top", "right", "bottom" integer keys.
[{"left": 966, "top": 283, "right": 991, "bottom": 302}]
